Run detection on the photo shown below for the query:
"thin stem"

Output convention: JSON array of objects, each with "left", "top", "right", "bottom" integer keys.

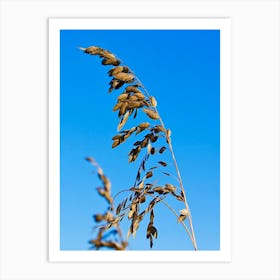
[
  {"left": 145, "top": 193, "right": 194, "bottom": 245},
  {"left": 135, "top": 79, "right": 198, "bottom": 250},
  {"left": 111, "top": 188, "right": 195, "bottom": 248},
  {"left": 87, "top": 158, "right": 126, "bottom": 244}
]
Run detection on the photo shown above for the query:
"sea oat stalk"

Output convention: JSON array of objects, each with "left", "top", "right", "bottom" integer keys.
[{"left": 81, "top": 45, "right": 197, "bottom": 250}]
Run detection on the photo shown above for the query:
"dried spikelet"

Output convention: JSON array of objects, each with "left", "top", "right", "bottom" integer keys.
[
  {"left": 136, "top": 122, "right": 150, "bottom": 135},
  {"left": 128, "top": 101, "right": 143, "bottom": 109},
  {"left": 125, "top": 85, "right": 141, "bottom": 93},
  {"left": 112, "top": 102, "right": 122, "bottom": 111},
  {"left": 179, "top": 209, "right": 190, "bottom": 216},
  {"left": 166, "top": 129, "right": 172, "bottom": 143},
  {"left": 138, "top": 122, "right": 150, "bottom": 129},
  {"left": 112, "top": 139, "right": 120, "bottom": 148},
  {"left": 112, "top": 134, "right": 123, "bottom": 140},
  {"left": 93, "top": 214, "right": 104, "bottom": 222},
  {"left": 109, "top": 79, "right": 124, "bottom": 92},
  {"left": 127, "top": 95, "right": 138, "bottom": 102},
  {"left": 117, "top": 111, "right": 130, "bottom": 131},
  {"left": 143, "top": 108, "right": 159, "bottom": 120},
  {"left": 150, "top": 96, "right": 157, "bottom": 107},
  {"left": 133, "top": 92, "right": 145, "bottom": 100},
  {"left": 83, "top": 46, "right": 103, "bottom": 55},
  {"left": 159, "top": 146, "right": 167, "bottom": 154},
  {"left": 153, "top": 186, "right": 164, "bottom": 194},
  {"left": 102, "top": 57, "right": 120, "bottom": 66},
  {"left": 119, "top": 102, "right": 128, "bottom": 116},
  {"left": 146, "top": 171, "right": 153, "bottom": 178},
  {"left": 177, "top": 215, "right": 186, "bottom": 223},
  {"left": 114, "top": 72, "right": 135, "bottom": 82},
  {"left": 158, "top": 161, "right": 168, "bottom": 167},
  {"left": 149, "top": 134, "right": 158, "bottom": 143},
  {"left": 152, "top": 125, "right": 165, "bottom": 133},
  {"left": 147, "top": 142, "right": 152, "bottom": 154},
  {"left": 99, "top": 49, "right": 116, "bottom": 59},
  {"left": 118, "top": 93, "right": 129, "bottom": 101},
  {"left": 108, "top": 66, "right": 129, "bottom": 76},
  {"left": 165, "top": 183, "right": 176, "bottom": 192}
]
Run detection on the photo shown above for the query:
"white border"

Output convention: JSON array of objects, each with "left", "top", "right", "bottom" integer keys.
[{"left": 49, "top": 18, "right": 231, "bottom": 262}]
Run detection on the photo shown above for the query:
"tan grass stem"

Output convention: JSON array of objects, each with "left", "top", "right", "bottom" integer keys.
[{"left": 133, "top": 76, "right": 198, "bottom": 250}]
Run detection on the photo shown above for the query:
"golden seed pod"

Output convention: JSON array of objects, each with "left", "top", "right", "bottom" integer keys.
[
  {"left": 134, "top": 92, "right": 145, "bottom": 100},
  {"left": 112, "top": 102, "right": 122, "bottom": 111},
  {"left": 102, "top": 57, "right": 120, "bottom": 66},
  {"left": 125, "top": 86, "right": 141, "bottom": 93},
  {"left": 114, "top": 72, "right": 135, "bottom": 82},
  {"left": 138, "top": 122, "right": 150, "bottom": 129},
  {"left": 117, "top": 111, "right": 130, "bottom": 131},
  {"left": 143, "top": 108, "right": 159, "bottom": 120},
  {"left": 150, "top": 96, "right": 157, "bottom": 107},
  {"left": 108, "top": 66, "right": 130, "bottom": 77},
  {"left": 118, "top": 93, "right": 129, "bottom": 101}
]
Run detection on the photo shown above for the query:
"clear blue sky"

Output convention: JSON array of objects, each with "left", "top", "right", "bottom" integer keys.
[{"left": 60, "top": 29, "right": 220, "bottom": 251}]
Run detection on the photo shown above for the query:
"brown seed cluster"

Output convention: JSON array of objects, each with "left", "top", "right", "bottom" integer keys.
[
  {"left": 85, "top": 157, "right": 127, "bottom": 250},
  {"left": 82, "top": 46, "right": 194, "bottom": 250}
]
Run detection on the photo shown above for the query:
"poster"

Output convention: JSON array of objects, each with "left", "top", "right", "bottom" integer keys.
[{"left": 49, "top": 18, "right": 231, "bottom": 262}]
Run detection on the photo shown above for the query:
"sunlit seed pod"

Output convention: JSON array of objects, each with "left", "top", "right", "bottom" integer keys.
[
  {"left": 119, "top": 102, "right": 128, "bottom": 116},
  {"left": 166, "top": 129, "right": 172, "bottom": 137},
  {"left": 158, "top": 161, "right": 168, "bottom": 167},
  {"left": 152, "top": 125, "right": 165, "bottom": 133},
  {"left": 112, "top": 134, "right": 122, "bottom": 140},
  {"left": 102, "top": 57, "right": 121, "bottom": 66},
  {"left": 108, "top": 66, "right": 130, "bottom": 76},
  {"left": 108, "top": 66, "right": 123, "bottom": 76},
  {"left": 153, "top": 187, "right": 164, "bottom": 194},
  {"left": 109, "top": 79, "right": 124, "bottom": 92},
  {"left": 124, "top": 133, "right": 131, "bottom": 140},
  {"left": 83, "top": 46, "right": 102, "bottom": 55},
  {"left": 147, "top": 142, "right": 152, "bottom": 154},
  {"left": 143, "top": 108, "right": 159, "bottom": 120},
  {"left": 114, "top": 72, "right": 135, "bottom": 82},
  {"left": 146, "top": 171, "right": 153, "bottom": 178},
  {"left": 93, "top": 214, "right": 104, "bottom": 222},
  {"left": 177, "top": 214, "right": 186, "bottom": 223},
  {"left": 99, "top": 50, "right": 116, "bottom": 59},
  {"left": 128, "top": 95, "right": 138, "bottom": 102},
  {"left": 138, "top": 122, "right": 150, "bottom": 129},
  {"left": 165, "top": 183, "right": 176, "bottom": 192},
  {"left": 134, "top": 92, "right": 145, "bottom": 100},
  {"left": 112, "top": 102, "right": 122, "bottom": 111},
  {"left": 141, "top": 138, "right": 149, "bottom": 148},
  {"left": 179, "top": 209, "right": 189, "bottom": 216},
  {"left": 150, "top": 135, "right": 158, "bottom": 143},
  {"left": 150, "top": 96, "right": 157, "bottom": 107},
  {"left": 118, "top": 93, "right": 129, "bottom": 101},
  {"left": 117, "top": 111, "right": 130, "bottom": 131},
  {"left": 112, "top": 139, "right": 120, "bottom": 148},
  {"left": 128, "top": 101, "right": 142, "bottom": 109},
  {"left": 125, "top": 85, "right": 141, "bottom": 93}
]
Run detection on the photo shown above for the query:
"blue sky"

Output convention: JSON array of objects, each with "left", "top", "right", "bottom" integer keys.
[{"left": 60, "top": 29, "right": 220, "bottom": 251}]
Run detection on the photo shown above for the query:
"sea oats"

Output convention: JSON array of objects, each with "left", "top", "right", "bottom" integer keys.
[{"left": 82, "top": 45, "right": 197, "bottom": 250}]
